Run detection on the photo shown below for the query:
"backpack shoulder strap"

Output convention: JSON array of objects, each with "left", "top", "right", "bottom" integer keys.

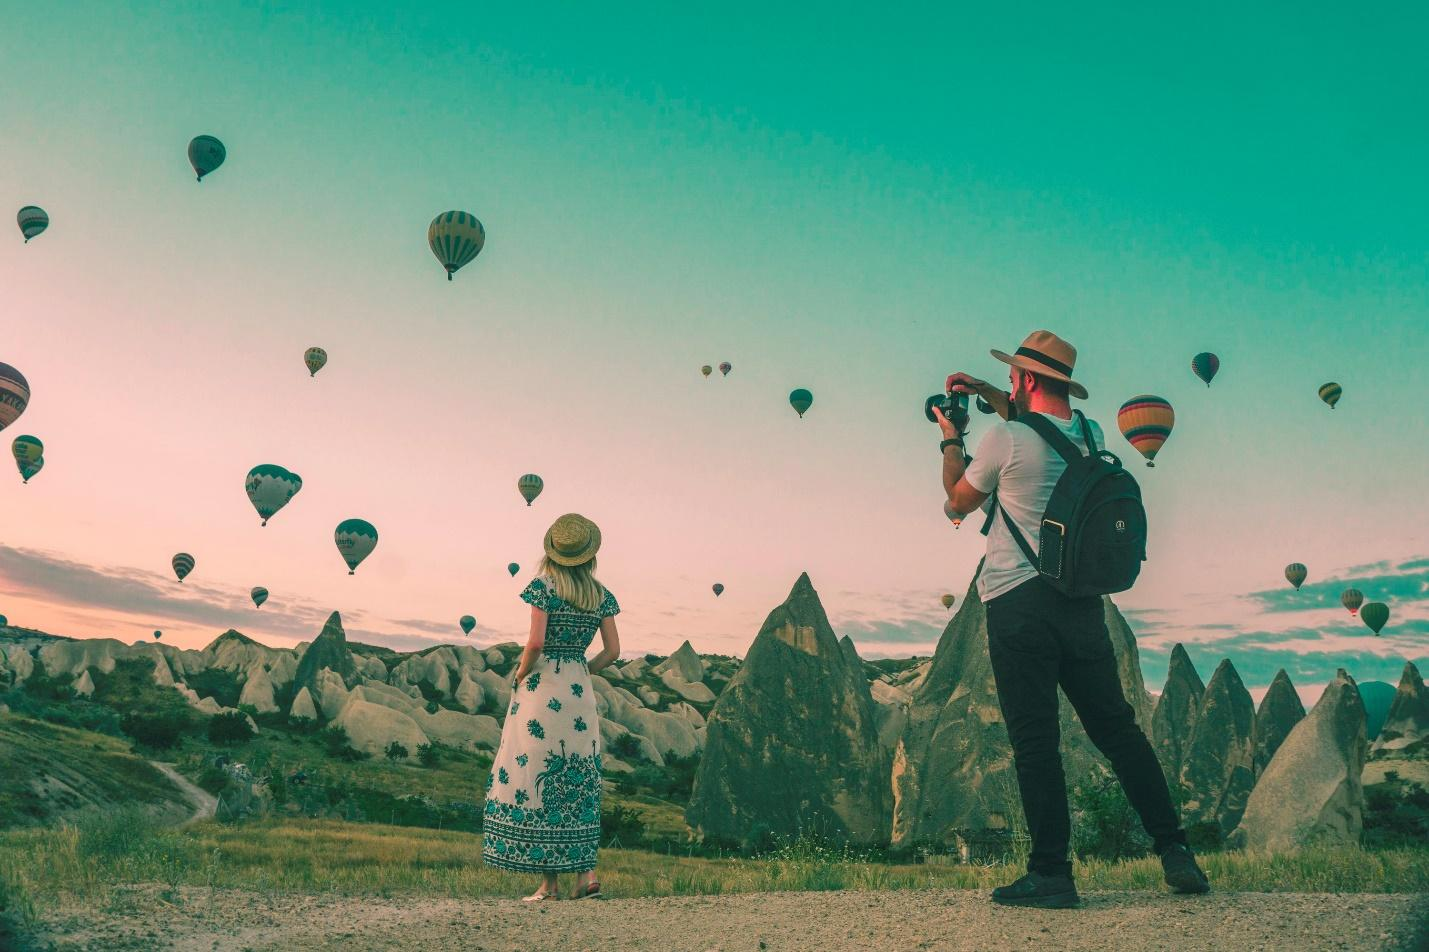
[
  {"left": 1074, "top": 410, "right": 1098, "bottom": 454},
  {"left": 1014, "top": 413, "right": 1085, "bottom": 465}
]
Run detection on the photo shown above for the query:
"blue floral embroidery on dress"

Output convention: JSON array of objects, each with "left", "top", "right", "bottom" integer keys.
[
  {"left": 547, "top": 698, "right": 562, "bottom": 713},
  {"left": 526, "top": 719, "right": 545, "bottom": 740},
  {"left": 498, "top": 767, "right": 509, "bottom": 784},
  {"left": 573, "top": 716, "right": 587, "bottom": 733},
  {"left": 510, "top": 700, "right": 520, "bottom": 716},
  {"left": 570, "top": 683, "right": 583, "bottom": 698},
  {"left": 524, "top": 672, "right": 541, "bottom": 693},
  {"left": 515, "top": 754, "right": 528, "bottom": 767},
  {"left": 514, "top": 788, "right": 529, "bottom": 805}
]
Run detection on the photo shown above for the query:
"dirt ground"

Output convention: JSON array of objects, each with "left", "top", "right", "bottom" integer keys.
[{"left": 27, "top": 885, "right": 1429, "bottom": 952}]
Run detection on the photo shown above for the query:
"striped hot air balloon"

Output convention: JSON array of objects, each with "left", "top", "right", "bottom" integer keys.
[
  {"left": 459, "top": 615, "right": 476, "bottom": 636},
  {"left": 1284, "top": 563, "right": 1307, "bottom": 590},
  {"left": 17, "top": 455, "right": 43, "bottom": 484},
  {"left": 187, "top": 135, "right": 226, "bottom": 182},
  {"left": 17, "top": 206, "right": 48, "bottom": 242},
  {"left": 1340, "top": 588, "right": 1364, "bottom": 616},
  {"left": 789, "top": 388, "right": 813, "bottom": 418},
  {"left": 517, "top": 474, "right": 544, "bottom": 506},
  {"left": 245, "top": 464, "right": 303, "bottom": 526},
  {"left": 712, "top": 583, "right": 724, "bottom": 597},
  {"left": 172, "top": 552, "right": 195, "bottom": 582},
  {"left": 334, "top": 518, "right": 378, "bottom": 574},
  {"left": 941, "top": 593, "right": 956, "bottom": 610},
  {"left": 1318, "top": 382, "right": 1342, "bottom": 409},
  {"left": 251, "top": 586, "right": 269, "bottom": 609},
  {"left": 428, "top": 211, "right": 485, "bottom": 280},
  {"left": 944, "top": 499, "right": 963, "bottom": 529},
  {"left": 719, "top": 362, "right": 732, "bottom": 377},
  {"left": 1191, "top": 352, "right": 1219, "bottom": 387},
  {"left": 1361, "top": 602, "right": 1389, "bottom": 635},
  {"left": 304, "top": 347, "right": 328, "bottom": 377},
  {"left": 507, "top": 562, "right": 520, "bottom": 577},
  {"left": 0, "top": 363, "right": 30, "bottom": 433},
  {"left": 1116, "top": 395, "right": 1174, "bottom": 467}
]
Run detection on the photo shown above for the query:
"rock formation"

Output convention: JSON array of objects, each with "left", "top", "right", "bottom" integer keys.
[
  {"left": 1232, "top": 669, "right": 1367, "bottom": 851},
  {"left": 333, "top": 697, "right": 428, "bottom": 759},
  {"left": 1151, "top": 643, "right": 1204, "bottom": 783},
  {"left": 890, "top": 572, "right": 1155, "bottom": 850},
  {"left": 687, "top": 573, "right": 890, "bottom": 846},
  {"left": 1178, "top": 658, "right": 1255, "bottom": 836},
  {"left": 653, "top": 640, "right": 705, "bottom": 683},
  {"left": 292, "top": 612, "right": 357, "bottom": 700},
  {"left": 289, "top": 686, "right": 318, "bottom": 721},
  {"left": 1252, "top": 669, "right": 1305, "bottom": 779},
  {"left": 237, "top": 665, "right": 279, "bottom": 714},
  {"left": 73, "top": 669, "right": 95, "bottom": 697},
  {"left": 1358, "top": 680, "right": 1400, "bottom": 742},
  {"left": 1370, "top": 662, "right": 1429, "bottom": 760}
]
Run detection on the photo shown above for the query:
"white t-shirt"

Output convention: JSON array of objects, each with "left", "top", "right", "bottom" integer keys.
[{"left": 963, "top": 412, "right": 1106, "bottom": 603}]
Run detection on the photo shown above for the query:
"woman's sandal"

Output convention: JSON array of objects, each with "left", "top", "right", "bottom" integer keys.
[
  {"left": 574, "top": 880, "right": 601, "bottom": 900},
  {"left": 522, "top": 889, "right": 559, "bottom": 902}
]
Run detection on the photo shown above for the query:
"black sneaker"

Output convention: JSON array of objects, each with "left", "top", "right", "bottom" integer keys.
[
  {"left": 1160, "top": 843, "right": 1210, "bottom": 894},
  {"left": 990, "top": 871, "right": 1080, "bottom": 909}
]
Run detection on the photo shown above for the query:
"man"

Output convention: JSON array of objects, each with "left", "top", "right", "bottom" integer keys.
[{"left": 933, "top": 330, "right": 1209, "bottom": 909}]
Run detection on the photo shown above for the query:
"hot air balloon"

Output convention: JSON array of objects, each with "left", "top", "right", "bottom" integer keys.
[
  {"left": 0, "top": 363, "right": 30, "bottom": 433},
  {"left": 11, "top": 434, "right": 41, "bottom": 466},
  {"left": 944, "top": 499, "right": 963, "bottom": 529},
  {"left": 245, "top": 464, "right": 303, "bottom": 526},
  {"left": 701, "top": 365, "right": 713, "bottom": 379},
  {"left": 1191, "top": 352, "right": 1219, "bottom": 387},
  {"left": 941, "top": 593, "right": 956, "bottom": 610},
  {"left": 1318, "top": 382, "right": 1342, "bottom": 409},
  {"left": 712, "top": 583, "right": 724, "bottom": 597},
  {"left": 153, "top": 630, "right": 162, "bottom": 640},
  {"left": 789, "top": 388, "right": 813, "bottom": 418},
  {"left": 304, "top": 347, "right": 327, "bottom": 377},
  {"left": 1340, "top": 588, "right": 1364, "bottom": 617},
  {"left": 1284, "top": 563, "right": 1307, "bottom": 590},
  {"left": 0, "top": 615, "right": 8, "bottom": 627},
  {"left": 517, "top": 474, "right": 544, "bottom": 506},
  {"left": 428, "top": 211, "right": 485, "bottom": 280},
  {"left": 1117, "top": 395, "right": 1175, "bottom": 467},
  {"left": 507, "top": 562, "right": 520, "bottom": 577},
  {"left": 188, "top": 135, "right": 226, "bottom": 182},
  {"left": 719, "top": 362, "right": 732, "bottom": 377},
  {"left": 251, "top": 586, "right": 269, "bottom": 609},
  {"left": 17, "top": 456, "right": 43, "bottom": 484},
  {"left": 1361, "top": 602, "right": 1389, "bottom": 635},
  {"left": 17, "top": 206, "right": 47, "bottom": 242},
  {"left": 460, "top": 615, "right": 476, "bottom": 636},
  {"left": 172, "top": 552, "right": 195, "bottom": 582},
  {"left": 334, "top": 518, "right": 378, "bottom": 574}
]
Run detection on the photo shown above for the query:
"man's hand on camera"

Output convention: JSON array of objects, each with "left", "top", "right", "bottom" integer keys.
[
  {"left": 944, "top": 372, "right": 985, "bottom": 396},
  {"left": 931, "top": 405, "right": 963, "bottom": 439}
]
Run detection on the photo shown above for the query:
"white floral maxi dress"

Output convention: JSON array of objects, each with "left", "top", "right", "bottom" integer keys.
[{"left": 482, "top": 576, "right": 618, "bottom": 874}]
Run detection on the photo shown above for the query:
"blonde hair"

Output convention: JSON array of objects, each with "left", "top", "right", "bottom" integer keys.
[{"left": 537, "top": 556, "right": 606, "bottom": 613}]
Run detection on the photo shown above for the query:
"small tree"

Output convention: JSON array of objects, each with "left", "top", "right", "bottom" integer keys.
[
  {"left": 207, "top": 711, "right": 256, "bottom": 745},
  {"left": 611, "top": 733, "right": 642, "bottom": 762},
  {"left": 385, "top": 741, "right": 409, "bottom": 761},
  {"left": 417, "top": 743, "right": 439, "bottom": 768}
]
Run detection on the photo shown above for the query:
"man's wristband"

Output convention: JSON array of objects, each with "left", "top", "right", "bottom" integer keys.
[{"left": 939, "top": 437, "right": 965, "bottom": 454}]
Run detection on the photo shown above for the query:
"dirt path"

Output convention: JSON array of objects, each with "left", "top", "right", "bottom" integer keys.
[
  {"left": 32, "top": 886, "right": 1429, "bottom": 952},
  {"left": 148, "top": 763, "right": 217, "bottom": 825}
]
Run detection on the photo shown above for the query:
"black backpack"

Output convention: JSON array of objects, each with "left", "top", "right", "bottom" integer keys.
[{"left": 979, "top": 410, "right": 1147, "bottom": 597}]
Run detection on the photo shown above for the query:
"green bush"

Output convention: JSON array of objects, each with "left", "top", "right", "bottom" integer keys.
[
  {"left": 207, "top": 711, "right": 255, "bottom": 745},
  {"left": 417, "top": 743, "right": 439, "bottom": 768},
  {"left": 1069, "top": 775, "right": 1151, "bottom": 862},
  {"left": 384, "top": 741, "right": 409, "bottom": 761},
  {"left": 185, "top": 669, "right": 242, "bottom": 709},
  {"left": 119, "top": 709, "right": 189, "bottom": 750},
  {"left": 600, "top": 803, "right": 647, "bottom": 844},
  {"left": 1364, "top": 780, "right": 1429, "bottom": 849},
  {"left": 321, "top": 725, "right": 367, "bottom": 762},
  {"left": 610, "top": 733, "right": 642, "bottom": 761}
]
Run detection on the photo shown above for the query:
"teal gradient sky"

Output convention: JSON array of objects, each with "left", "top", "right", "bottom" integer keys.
[{"left": 3, "top": 2, "right": 1426, "bottom": 699}]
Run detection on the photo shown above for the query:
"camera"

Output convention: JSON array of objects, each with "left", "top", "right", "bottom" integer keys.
[{"left": 925, "top": 391, "right": 969, "bottom": 432}]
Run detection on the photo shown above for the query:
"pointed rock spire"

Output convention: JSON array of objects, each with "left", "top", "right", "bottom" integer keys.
[
  {"left": 1252, "top": 669, "right": 1305, "bottom": 778},
  {"left": 1178, "top": 658, "right": 1255, "bottom": 836},
  {"left": 293, "top": 611, "right": 357, "bottom": 700},
  {"left": 1152, "top": 643, "right": 1205, "bottom": 783},
  {"left": 1370, "top": 661, "right": 1429, "bottom": 759}
]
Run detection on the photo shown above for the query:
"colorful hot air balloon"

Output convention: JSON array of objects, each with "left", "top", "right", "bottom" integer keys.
[
  {"left": 304, "top": 347, "right": 327, "bottom": 377},
  {"left": 17, "top": 206, "right": 48, "bottom": 243},
  {"left": 17, "top": 456, "right": 43, "bottom": 484},
  {"left": 944, "top": 499, "right": 963, "bottom": 529},
  {"left": 1340, "top": 588, "right": 1364, "bottom": 617},
  {"left": 941, "top": 593, "right": 956, "bottom": 610},
  {"left": 517, "top": 474, "right": 544, "bottom": 506},
  {"left": 1116, "top": 395, "right": 1175, "bottom": 467},
  {"left": 187, "top": 135, "right": 226, "bottom": 182},
  {"left": 1361, "top": 602, "right": 1389, "bottom": 636},
  {"left": 1191, "top": 352, "right": 1220, "bottom": 387},
  {"left": 251, "top": 586, "right": 269, "bottom": 609},
  {"left": 428, "top": 211, "right": 485, "bottom": 280},
  {"left": 334, "top": 518, "right": 378, "bottom": 574},
  {"left": 460, "top": 615, "right": 476, "bottom": 636},
  {"left": 11, "top": 434, "right": 41, "bottom": 466},
  {"left": 789, "top": 388, "right": 813, "bottom": 418},
  {"left": 0, "top": 615, "right": 8, "bottom": 627},
  {"left": 507, "top": 562, "right": 520, "bottom": 577},
  {"left": 701, "top": 365, "right": 713, "bottom": 379},
  {"left": 172, "top": 552, "right": 195, "bottom": 583},
  {"left": 153, "top": 630, "right": 162, "bottom": 640},
  {"left": 712, "top": 583, "right": 725, "bottom": 597},
  {"left": 1318, "top": 382, "right": 1342, "bottom": 409},
  {"left": 1284, "top": 563, "right": 1307, "bottom": 590},
  {"left": 0, "top": 363, "right": 30, "bottom": 433},
  {"left": 245, "top": 464, "right": 303, "bottom": 526},
  {"left": 719, "top": 362, "right": 732, "bottom": 377}
]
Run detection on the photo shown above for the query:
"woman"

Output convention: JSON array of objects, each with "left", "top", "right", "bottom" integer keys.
[{"left": 482, "top": 512, "right": 621, "bottom": 901}]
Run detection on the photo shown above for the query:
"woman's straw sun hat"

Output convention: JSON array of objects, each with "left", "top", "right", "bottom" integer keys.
[{"left": 543, "top": 513, "right": 602, "bottom": 566}]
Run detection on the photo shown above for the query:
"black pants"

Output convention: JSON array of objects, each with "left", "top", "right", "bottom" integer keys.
[{"left": 986, "top": 576, "right": 1187, "bottom": 878}]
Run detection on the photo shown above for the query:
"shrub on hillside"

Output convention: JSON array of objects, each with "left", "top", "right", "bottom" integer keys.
[
  {"left": 610, "top": 732, "right": 642, "bottom": 761},
  {"left": 19, "top": 659, "right": 74, "bottom": 702},
  {"left": 207, "top": 711, "right": 255, "bottom": 745},
  {"left": 417, "top": 743, "right": 439, "bottom": 768},
  {"left": 385, "top": 741, "right": 409, "bottom": 761},
  {"left": 1069, "top": 775, "right": 1151, "bottom": 862},
  {"left": 185, "top": 669, "right": 242, "bottom": 709},
  {"left": 1363, "top": 780, "right": 1429, "bottom": 848},
  {"left": 321, "top": 725, "right": 367, "bottom": 761},
  {"left": 119, "top": 709, "right": 190, "bottom": 750}
]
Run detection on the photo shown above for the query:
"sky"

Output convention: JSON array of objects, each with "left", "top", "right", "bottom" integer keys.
[{"left": 2, "top": 2, "right": 1426, "bottom": 703}]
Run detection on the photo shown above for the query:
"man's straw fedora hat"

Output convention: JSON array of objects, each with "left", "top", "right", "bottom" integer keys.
[{"left": 990, "top": 330, "right": 1089, "bottom": 400}]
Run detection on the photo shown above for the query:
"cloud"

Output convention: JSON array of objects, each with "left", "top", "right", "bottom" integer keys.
[{"left": 1245, "top": 562, "right": 1429, "bottom": 614}]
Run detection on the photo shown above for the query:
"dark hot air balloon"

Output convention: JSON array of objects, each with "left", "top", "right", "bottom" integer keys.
[
  {"left": 718, "top": 362, "right": 732, "bottom": 377},
  {"left": 1318, "top": 382, "right": 1342, "bottom": 409},
  {"left": 17, "top": 206, "right": 48, "bottom": 242},
  {"left": 460, "top": 615, "right": 476, "bottom": 636},
  {"left": 941, "top": 593, "right": 955, "bottom": 610},
  {"left": 701, "top": 365, "right": 712, "bottom": 379},
  {"left": 18, "top": 456, "right": 43, "bottom": 484},
  {"left": 428, "top": 211, "right": 485, "bottom": 280},
  {"left": 245, "top": 464, "right": 303, "bottom": 526},
  {"left": 1361, "top": 602, "right": 1389, "bottom": 635},
  {"left": 507, "top": 562, "right": 520, "bottom": 577},
  {"left": 334, "top": 519, "right": 378, "bottom": 574},
  {"left": 188, "top": 135, "right": 226, "bottom": 182},
  {"left": 0, "top": 615, "right": 8, "bottom": 627},
  {"left": 712, "top": 583, "right": 724, "bottom": 597},
  {"left": 1284, "top": 563, "right": 1307, "bottom": 590},
  {"left": 1340, "top": 588, "right": 1363, "bottom": 616},
  {"left": 0, "top": 363, "right": 30, "bottom": 433},
  {"left": 517, "top": 474, "right": 544, "bottom": 506},
  {"left": 304, "top": 347, "right": 327, "bottom": 377},
  {"left": 1117, "top": 395, "right": 1174, "bottom": 467},
  {"left": 153, "top": 630, "right": 162, "bottom": 640},
  {"left": 13, "top": 435, "right": 42, "bottom": 483},
  {"left": 172, "top": 552, "right": 194, "bottom": 582},
  {"left": 1191, "top": 352, "right": 1220, "bottom": 387},
  {"left": 789, "top": 388, "right": 813, "bottom": 418},
  {"left": 251, "top": 586, "right": 269, "bottom": 609}
]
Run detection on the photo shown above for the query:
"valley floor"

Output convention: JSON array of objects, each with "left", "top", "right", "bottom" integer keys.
[{"left": 28, "top": 885, "right": 1429, "bottom": 952}]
